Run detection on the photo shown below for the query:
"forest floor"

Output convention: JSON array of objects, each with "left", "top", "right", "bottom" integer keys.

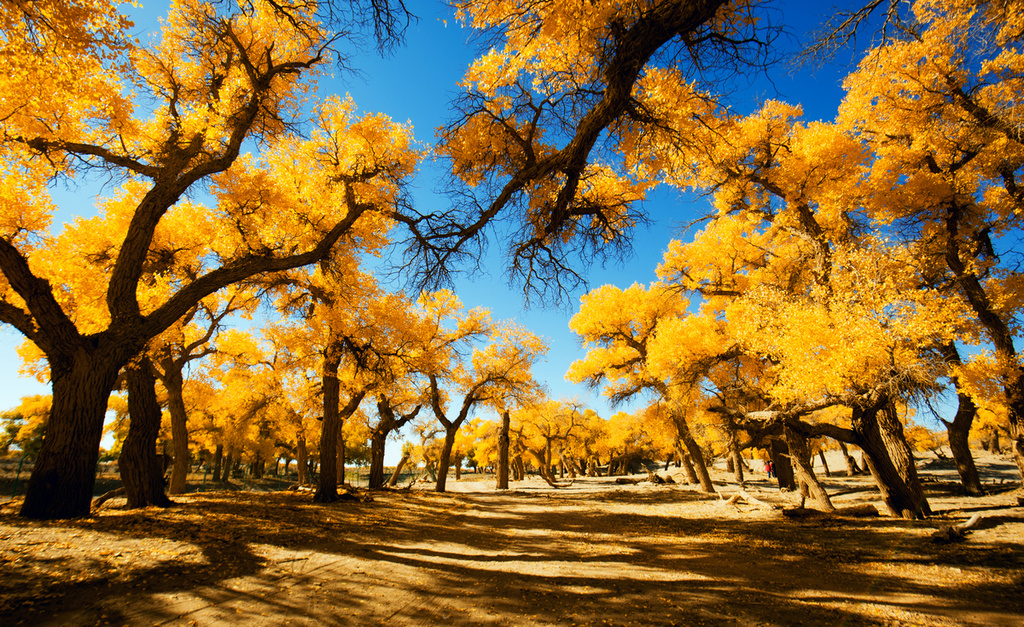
[{"left": 0, "top": 451, "right": 1022, "bottom": 626}]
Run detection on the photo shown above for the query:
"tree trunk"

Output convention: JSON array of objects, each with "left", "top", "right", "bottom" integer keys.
[
  {"left": 818, "top": 450, "right": 831, "bottom": 477},
  {"left": 770, "top": 439, "right": 797, "bottom": 491},
  {"left": 368, "top": 429, "right": 387, "bottom": 489},
  {"left": 675, "top": 441, "right": 698, "bottom": 485},
  {"left": 435, "top": 428, "right": 458, "bottom": 492},
  {"left": 937, "top": 342, "right": 984, "bottom": 495},
  {"left": 837, "top": 440, "right": 861, "bottom": 475},
  {"left": 120, "top": 362, "right": 173, "bottom": 509},
  {"left": 221, "top": 451, "right": 233, "bottom": 482},
  {"left": 212, "top": 444, "right": 223, "bottom": 481},
  {"left": 672, "top": 414, "right": 714, "bottom": 493},
  {"left": 852, "top": 398, "right": 922, "bottom": 519},
  {"left": 878, "top": 401, "right": 930, "bottom": 516},
  {"left": 784, "top": 423, "right": 834, "bottom": 512},
  {"left": 20, "top": 350, "right": 123, "bottom": 519},
  {"left": 164, "top": 368, "right": 190, "bottom": 495},
  {"left": 388, "top": 454, "right": 409, "bottom": 487},
  {"left": 314, "top": 342, "right": 342, "bottom": 503},
  {"left": 497, "top": 410, "right": 510, "bottom": 489},
  {"left": 731, "top": 441, "right": 744, "bottom": 483},
  {"left": 454, "top": 455, "right": 463, "bottom": 480},
  {"left": 297, "top": 436, "right": 308, "bottom": 484}
]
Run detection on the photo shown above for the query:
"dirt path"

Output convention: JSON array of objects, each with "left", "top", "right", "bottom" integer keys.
[{"left": 1, "top": 453, "right": 1023, "bottom": 626}]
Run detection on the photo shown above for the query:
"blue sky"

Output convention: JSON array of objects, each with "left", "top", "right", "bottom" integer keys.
[{"left": 0, "top": 1, "right": 865, "bottom": 433}]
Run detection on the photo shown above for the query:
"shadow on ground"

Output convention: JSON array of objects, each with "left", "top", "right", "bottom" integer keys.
[{"left": 1, "top": 455, "right": 1023, "bottom": 626}]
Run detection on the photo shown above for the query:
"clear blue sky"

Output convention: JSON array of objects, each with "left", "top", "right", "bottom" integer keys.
[{"left": 0, "top": 1, "right": 862, "bottom": 432}]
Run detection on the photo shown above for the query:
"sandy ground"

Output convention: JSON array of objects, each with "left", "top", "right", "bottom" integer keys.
[{"left": 0, "top": 451, "right": 1022, "bottom": 626}]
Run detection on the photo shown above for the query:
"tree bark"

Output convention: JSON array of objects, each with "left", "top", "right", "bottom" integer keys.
[
  {"left": 20, "top": 349, "right": 124, "bottom": 519},
  {"left": 388, "top": 454, "right": 409, "bottom": 487},
  {"left": 837, "top": 440, "right": 861, "bottom": 475},
  {"left": 937, "top": 342, "right": 984, "bottom": 495},
  {"left": 297, "top": 436, "right": 308, "bottom": 484},
  {"left": 164, "top": 367, "right": 191, "bottom": 495},
  {"left": 852, "top": 398, "right": 922, "bottom": 519},
  {"left": 212, "top": 444, "right": 223, "bottom": 481},
  {"left": 675, "top": 441, "right": 698, "bottom": 484},
  {"left": 497, "top": 410, "right": 511, "bottom": 489},
  {"left": 784, "top": 423, "right": 834, "bottom": 512},
  {"left": 770, "top": 439, "right": 797, "bottom": 491},
  {"left": 314, "top": 341, "right": 342, "bottom": 503},
  {"left": 120, "top": 362, "right": 173, "bottom": 509},
  {"left": 818, "top": 450, "right": 831, "bottom": 477},
  {"left": 878, "top": 401, "right": 931, "bottom": 516},
  {"left": 221, "top": 451, "right": 233, "bottom": 482},
  {"left": 435, "top": 428, "right": 458, "bottom": 493},
  {"left": 368, "top": 429, "right": 387, "bottom": 489},
  {"left": 672, "top": 413, "right": 714, "bottom": 494},
  {"left": 368, "top": 398, "right": 420, "bottom": 489}
]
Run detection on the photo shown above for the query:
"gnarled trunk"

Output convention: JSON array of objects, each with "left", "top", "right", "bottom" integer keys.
[
  {"left": 770, "top": 438, "right": 796, "bottom": 491},
  {"left": 120, "top": 362, "right": 173, "bottom": 509},
  {"left": 435, "top": 428, "right": 458, "bottom": 492},
  {"left": 672, "top": 413, "right": 714, "bottom": 493},
  {"left": 314, "top": 340, "right": 342, "bottom": 503},
  {"left": 675, "top": 441, "right": 698, "bottom": 484},
  {"left": 388, "top": 454, "right": 409, "bottom": 487},
  {"left": 212, "top": 444, "right": 223, "bottom": 481},
  {"left": 165, "top": 368, "right": 190, "bottom": 495},
  {"left": 938, "top": 342, "right": 983, "bottom": 495},
  {"left": 21, "top": 349, "right": 124, "bottom": 519},
  {"left": 878, "top": 402, "right": 931, "bottom": 516},
  {"left": 368, "top": 429, "right": 387, "bottom": 489},
  {"left": 784, "top": 423, "right": 834, "bottom": 512},
  {"left": 853, "top": 398, "right": 922, "bottom": 519}
]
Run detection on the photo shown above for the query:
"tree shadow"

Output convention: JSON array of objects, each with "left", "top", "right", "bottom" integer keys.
[{"left": 1, "top": 480, "right": 1022, "bottom": 626}]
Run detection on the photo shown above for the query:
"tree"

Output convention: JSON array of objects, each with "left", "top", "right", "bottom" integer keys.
[
  {"left": 400, "top": 0, "right": 777, "bottom": 300},
  {"left": 1, "top": 0, "right": 419, "bottom": 518},
  {"left": 427, "top": 320, "right": 546, "bottom": 492},
  {"left": 568, "top": 282, "right": 717, "bottom": 493},
  {"left": 835, "top": 0, "right": 1024, "bottom": 479},
  {"left": 0, "top": 396, "right": 52, "bottom": 459}
]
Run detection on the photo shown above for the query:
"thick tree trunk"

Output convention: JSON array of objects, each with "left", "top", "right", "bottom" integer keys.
[
  {"left": 937, "top": 342, "right": 984, "bottom": 495},
  {"left": 388, "top": 454, "right": 409, "bottom": 487},
  {"left": 672, "top": 414, "right": 714, "bottom": 494},
  {"left": 784, "top": 424, "right": 834, "bottom": 512},
  {"left": 512, "top": 456, "right": 524, "bottom": 481},
  {"left": 770, "top": 439, "right": 797, "bottom": 491},
  {"left": 497, "top": 410, "right": 510, "bottom": 489},
  {"left": 435, "top": 428, "right": 458, "bottom": 492},
  {"left": 675, "top": 441, "right": 698, "bottom": 485},
  {"left": 368, "top": 430, "right": 387, "bottom": 489},
  {"left": 165, "top": 368, "right": 190, "bottom": 495},
  {"left": 120, "top": 362, "right": 173, "bottom": 509},
  {"left": 1004, "top": 374, "right": 1024, "bottom": 479},
  {"left": 731, "top": 440, "right": 744, "bottom": 483},
  {"left": 314, "top": 343, "right": 342, "bottom": 503},
  {"left": 852, "top": 399, "right": 922, "bottom": 519},
  {"left": 20, "top": 351, "right": 123, "bottom": 519},
  {"left": 221, "top": 451, "right": 233, "bottom": 482},
  {"left": 212, "top": 444, "right": 223, "bottom": 481},
  {"left": 878, "top": 402, "right": 931, "bottom": 516}
]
